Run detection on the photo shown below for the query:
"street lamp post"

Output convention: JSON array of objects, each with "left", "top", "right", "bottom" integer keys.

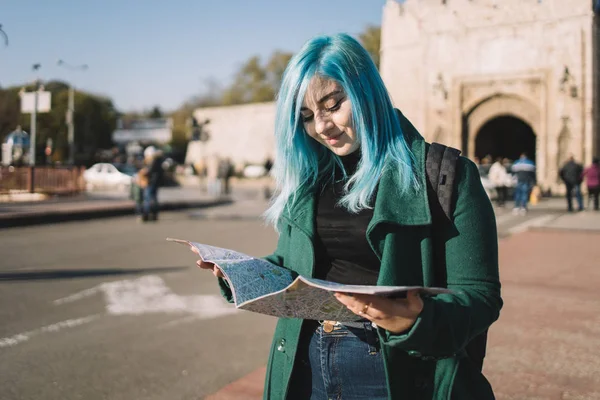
[
  {"left": 29, "top": 63, "right": 41, "bottom": 166},
  {"left": 57, "top": 59, "right": 88, "bottom": 165}
]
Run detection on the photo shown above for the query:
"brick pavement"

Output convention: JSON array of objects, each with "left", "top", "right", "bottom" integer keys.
[{"left": 207, "top": 228, "right": 600, "bottom": 400}]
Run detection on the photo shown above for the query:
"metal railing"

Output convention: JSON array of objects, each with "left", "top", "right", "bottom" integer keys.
[{"left": 0, "top": 166, "right": 85, "bottom": 194}]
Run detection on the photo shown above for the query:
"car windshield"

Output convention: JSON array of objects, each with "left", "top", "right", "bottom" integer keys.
[{"left": 114, "top": 164, "right": 137, "bottom": 176}]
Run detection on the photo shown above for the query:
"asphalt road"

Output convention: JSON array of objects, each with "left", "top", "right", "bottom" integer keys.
[
  {"left": 0, "top": 197, "right": 565, "bottom": 400},
  {"left": 0, "top": 206, "right": 278, "bottom": 400}
]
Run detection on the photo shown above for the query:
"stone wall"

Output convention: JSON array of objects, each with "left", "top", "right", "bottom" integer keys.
[
  {"left": 381, "top": 0, "right": 598, "bottom": 191},
  {"left": 190, "top": 102, "right": 276, "bottom": 167}
]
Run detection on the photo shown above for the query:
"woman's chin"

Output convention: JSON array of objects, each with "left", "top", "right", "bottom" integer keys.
[{"left": 326, "top": 143, "right": 359, "bottom": 157}]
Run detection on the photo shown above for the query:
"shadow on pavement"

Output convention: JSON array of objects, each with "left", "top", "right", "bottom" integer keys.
[{"left": 0, "top": 266, "right": 189, "bottom": 282}]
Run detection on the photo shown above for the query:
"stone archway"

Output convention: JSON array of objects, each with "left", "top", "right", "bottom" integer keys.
[
  {"left": 475, "top": 116, "right": 537, "bottom": 163},
  {"left": 463, "top": 94, "right": 540, "bottom": 160}
]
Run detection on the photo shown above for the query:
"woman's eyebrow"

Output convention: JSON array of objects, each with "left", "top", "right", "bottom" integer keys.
[{"left": 300, "top": 90, "right": 342, "bottom": 111}]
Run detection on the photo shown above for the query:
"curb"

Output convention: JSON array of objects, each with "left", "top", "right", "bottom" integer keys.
[{"left": 0, "top": 198, "right": 233, "bottom": 229}]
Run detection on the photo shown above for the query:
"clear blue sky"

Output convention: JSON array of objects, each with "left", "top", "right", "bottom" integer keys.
[{"left": 1, "top": 0, "right": 388, "bottom": 112}]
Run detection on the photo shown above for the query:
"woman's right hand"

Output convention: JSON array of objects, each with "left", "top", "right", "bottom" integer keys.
[{"left": 196, "top": 260, "right": 225, "bottom": 278}]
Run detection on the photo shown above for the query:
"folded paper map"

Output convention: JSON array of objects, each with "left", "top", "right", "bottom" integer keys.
[{"left": 168, "top": 238, "right": 453, "bottom": 321}]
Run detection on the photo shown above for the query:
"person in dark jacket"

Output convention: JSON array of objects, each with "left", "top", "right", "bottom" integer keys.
[
  {"left": 560, "top": 155, "right": 584, "bottom": 212},
  {"left": 141, "top": 146, "right": 164, "bottom": 221},
  {"left": 197, "top": 33, "right": 501, "bottom": 399}
]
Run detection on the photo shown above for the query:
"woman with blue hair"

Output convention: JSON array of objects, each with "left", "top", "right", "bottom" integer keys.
[{"left": 199, "top": 33, "right": 501, "bottom": 399}]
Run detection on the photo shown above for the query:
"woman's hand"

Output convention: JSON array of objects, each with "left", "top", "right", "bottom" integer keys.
[
  {"left": 196, "top": 260, "right": 224, "bottom": 278},
  {"left": 334, "top": 290, "right": 424, "bottom": 334}
]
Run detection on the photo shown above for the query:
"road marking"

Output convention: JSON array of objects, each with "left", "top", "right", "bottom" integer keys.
[
  {"left": 0, "top": 315, "right": 100, "bottom": 348},
  {"left": 2, "top": 276, "right": 238, "bottom": 349},
  {"left": 54, "top": 275, "right": 239, "bottom": 318},
  {"left": 507, "top": 214, "right": 557, "bottom": 235}
]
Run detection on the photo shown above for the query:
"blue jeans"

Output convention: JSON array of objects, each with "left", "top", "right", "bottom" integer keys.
[
  {"left": 290, "top": 322, "right": 387, "bottom": 400},
  {"left": 565, "top": 183, "right": 583, "bottom": 211},
  {"left": 142, "top": 185, "right": 159, "bottom": 216},
  {"left": 514, "top": 182, "right": 531, "bottom": 209}
]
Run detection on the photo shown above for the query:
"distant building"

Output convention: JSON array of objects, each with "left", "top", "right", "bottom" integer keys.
[
  {"left": 191, "top": 0, "right": 599, "bottom": 193},
  {"left": 112, "top": 118, "right": 173, "bottom": 146},
  {"left": 380, "top": 0, "right": 599, "bottom": 191},
  {"left": 187, "top": 102, "right": 275, "bottom": 167}
]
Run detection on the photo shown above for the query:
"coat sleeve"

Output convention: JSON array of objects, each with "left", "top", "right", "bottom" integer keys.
[
  {"left": 379, "top": 158, "right": 503, "bottom": 358},
  {"left": 217, "top": 221, "right": 290, "bottom": 303}
]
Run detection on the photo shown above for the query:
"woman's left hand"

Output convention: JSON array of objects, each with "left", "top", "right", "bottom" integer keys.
[{"left": 334, "top": 290, "right": 424, "bottom": 334}]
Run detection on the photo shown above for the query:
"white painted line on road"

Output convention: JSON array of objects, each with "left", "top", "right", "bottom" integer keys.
[
  {"left": 2, "top": 276, "right": 240, "bottom": 349},
  {"left": 0, "top": 315, "right": 100, "bottom": 348},
  {"left": 55, "top": 275, "right": 239, "bottom": 317},
  {"left": 54, "top": 286, "right": 101, "bottom": 305},
  {"left": 507, "top": 214, "right": 557, "bottom": 235}
]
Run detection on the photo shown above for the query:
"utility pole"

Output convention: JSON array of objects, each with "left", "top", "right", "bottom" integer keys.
[
  {"left": 29, "top": 63, "right": 41, "bottom": 166},
  {"left": 57, "top": 60, "right": 88, "bottom": 165}
]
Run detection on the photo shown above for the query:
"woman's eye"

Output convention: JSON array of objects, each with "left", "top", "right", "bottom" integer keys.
[
  {"left": 301, "top": 114, "right": 314, "bottom": 123},
  {"left": 326, "top": 98, "right": 343, "bottom": 112}
]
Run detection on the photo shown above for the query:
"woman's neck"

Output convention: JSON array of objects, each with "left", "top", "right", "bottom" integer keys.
[{"left": 340, "top": 150, "right": 361, "bottom": 175}]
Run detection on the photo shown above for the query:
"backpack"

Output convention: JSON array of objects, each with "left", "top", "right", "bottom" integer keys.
[{"left": 425, "top": 142, "right": 488, "bottom": 372}]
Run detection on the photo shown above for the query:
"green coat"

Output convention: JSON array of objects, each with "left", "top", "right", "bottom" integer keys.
[{"left": 221, "top": 114, "right": 502, "bottom": 399}]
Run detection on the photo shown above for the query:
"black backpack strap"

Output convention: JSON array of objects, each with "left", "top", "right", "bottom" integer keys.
[
  {"left": 426, "top": 142, "right": 461, "bottom": 220},
  {"left": 426, "top": 142, "right": 488, "bottom": 372}
]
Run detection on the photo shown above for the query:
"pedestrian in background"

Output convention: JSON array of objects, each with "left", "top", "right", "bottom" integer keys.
[
  {"left": 218, "top": 157, "right": 233, "bottom": 195},
  {"left": 582, "top": 156, "right": 600, "bottom": 211},
  {"left": 559, "top": 155, "right": 584, "bottom": 212},
  {"left": 133, "top": 165, "right": 149, "bottom": 221},
  {"left": 141, "top": 146, "right": 164, "bottom": 221},
  {"left": 489, "top": 156, "right": 510, "bottom": 207},
  {"left": 205, "top": 154, "right": 221, "bottom": 197},
  {"left": 197, "top": 33, "right": 501, "bottom": 399},
  {"left": 512, "top": 153, "right": 536, "bottom": 215}
]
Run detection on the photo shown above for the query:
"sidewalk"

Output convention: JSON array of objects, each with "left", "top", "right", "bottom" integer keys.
[
  {"left": 206, "top": 229, "right": 600, "bottom": 400},
  {"left": 0, "top": 186, "right": 231, "bottom": 228},
  {"left": 204, "top": 197, "right": 600, "bottom": 400}
]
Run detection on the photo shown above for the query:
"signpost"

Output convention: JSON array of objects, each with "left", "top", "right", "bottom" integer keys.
[{"left": 19, "top": 88, "right": 51, "bottom": 166}]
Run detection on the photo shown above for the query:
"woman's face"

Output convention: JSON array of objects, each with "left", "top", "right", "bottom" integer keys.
[{"left": 300, "top": 77, "right": 359, "bottom": 156}]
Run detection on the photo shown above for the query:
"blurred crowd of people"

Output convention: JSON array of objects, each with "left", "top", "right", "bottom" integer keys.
[{"left": 474, "top": 153, "right": 600, "bottom": 214}]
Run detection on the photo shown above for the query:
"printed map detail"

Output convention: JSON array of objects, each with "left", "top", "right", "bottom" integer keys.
[{"left": 168, "top": 238, "right": 453, "bottom": 321}]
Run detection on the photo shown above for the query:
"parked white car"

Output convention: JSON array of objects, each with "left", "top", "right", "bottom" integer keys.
[
  {"left": 243, "top": 164, "right": 267, "bottom": 178},
  {"left": 83, "top": 163, "right": 136, "bottom": 191}
]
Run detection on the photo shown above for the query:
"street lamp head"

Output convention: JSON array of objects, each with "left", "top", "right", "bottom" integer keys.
[{"left": 57, "top": 59, "right": 89, "bottom": 71}]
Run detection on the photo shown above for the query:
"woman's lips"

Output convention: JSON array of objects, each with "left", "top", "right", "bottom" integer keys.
[{"left": 324, "top": 133, "right": 343, "bottom": 145}]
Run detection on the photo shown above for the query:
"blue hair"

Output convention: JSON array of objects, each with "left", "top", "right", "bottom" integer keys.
[{"left": 264, "top": 33, "right": 419, "bottom": 228}]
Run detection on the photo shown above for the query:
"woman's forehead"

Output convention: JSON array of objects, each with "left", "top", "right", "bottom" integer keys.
[{"left": 302, "top": 76, "right": 342, "bottom": 108}]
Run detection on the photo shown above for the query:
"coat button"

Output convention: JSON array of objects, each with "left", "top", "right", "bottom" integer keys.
[
  {"left": 277, "top": 339, "right": 286, "bottom": 353},
  {"left": 408, "top": 350, "right": 422, "bottom": 358}
]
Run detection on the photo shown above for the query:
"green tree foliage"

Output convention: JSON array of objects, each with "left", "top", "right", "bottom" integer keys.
[
  {"left": 358, "top": 25, "right": 381, "bottom": 69},
  {"left": 221, "top": 51, "right": 293, "bottom": 105},
  {"left": 148, "top": 105, "right": 163, "bottom": 118},
  {"left": 0, "top": 80, "right": 118, "bottom": 164}
]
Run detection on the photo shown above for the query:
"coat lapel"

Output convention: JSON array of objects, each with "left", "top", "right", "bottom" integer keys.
[{"left": 367, "top": 111, "right": 432, "bottom": 232}]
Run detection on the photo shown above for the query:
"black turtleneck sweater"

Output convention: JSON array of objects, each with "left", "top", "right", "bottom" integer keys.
[{"left": 313, "top": 152, "right": 381, "bottom": 285}]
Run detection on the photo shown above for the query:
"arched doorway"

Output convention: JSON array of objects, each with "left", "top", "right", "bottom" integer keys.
[{"left": 475, "top": 116, "right": 536, "bottom": 163}]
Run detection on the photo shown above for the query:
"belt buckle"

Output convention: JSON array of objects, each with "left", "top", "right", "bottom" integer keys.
[{"left": 321, "top": 320, "right": 338, "bottom": 333}]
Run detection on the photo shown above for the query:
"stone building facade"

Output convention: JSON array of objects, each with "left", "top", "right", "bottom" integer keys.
[
  {"left": 192, "top": 0, "right": 599, "bottom": 191},
  {"left": 189, "top": 102, "right": 276, "bottom": 168},
  {"left": 380, "top": 0, "right": 599, "bottom": 191}
]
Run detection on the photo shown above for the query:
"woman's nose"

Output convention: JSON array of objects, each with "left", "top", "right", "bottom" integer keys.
[{"left": 314, "top": 112, "right": 334, "bottom": 135}]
